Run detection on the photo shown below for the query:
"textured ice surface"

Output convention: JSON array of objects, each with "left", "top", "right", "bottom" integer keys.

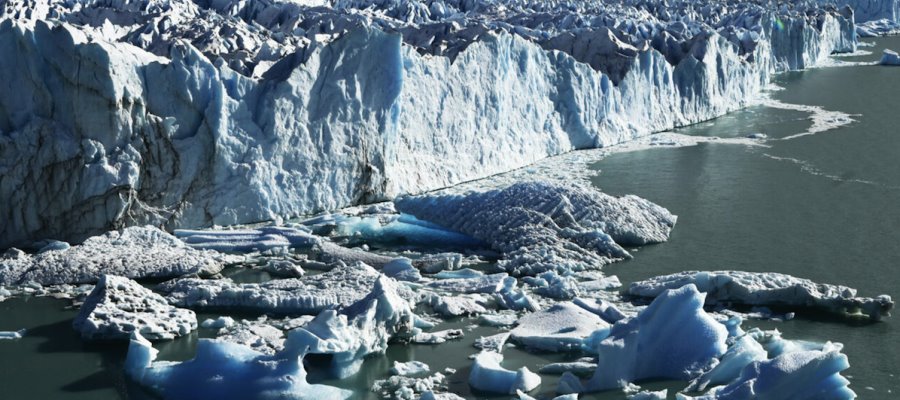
[
  {"left": 561, "top": 285, "right": 728, "bottom": 393},
  {"left": 469, "top": 351, "right": 541, "bottom": 394},
  {"left": 425, "top": 293, "right": 488, "bottom": 317},
  {"left": 510, "top": 302, "right": 609, "bottom": 352},
  {"left": 73, "top": 275, "right": 196, "bottom": 341},
  {"left": 628, "top": 270, "right": 894, "bottom": 320},
  {"left": 0, "top": 0, "right": 857, "bottom": 247},
  {"left": 160, "top": 262, "right": 413, "bottom": 314},
  {"left": 175, "top": 226, "right": 319, "bottom": 253},
  {"left": 396, "top": 182, "right": 676, "bottom": 275},
  {"left": 125, "top": 331, "right": 352, "bottom": 400},
  {"left": 391, "top": 361, "right": 430, "bottom": 376},
  {"left": 0, "top": 226, "right": 226, "bottom": 285}
]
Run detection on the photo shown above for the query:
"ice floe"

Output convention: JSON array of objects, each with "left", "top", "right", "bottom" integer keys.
[
  {"left": 469, "top": 351, "right": 541, "bottom": 394},
  {"left": 395, "top": 182, "right": 676, "bottom": 276},
  {"left": 510, "top": 302, "right": 609, "bottom": 352},
  {"left": 628, "top": 270, "right": 894, "bottom": 320},
  {"left": 73, "top": 275, "right": 196, "bottom": 341},
  {"left": 0, "top": 226, "right": 226, "bottom": 286}
]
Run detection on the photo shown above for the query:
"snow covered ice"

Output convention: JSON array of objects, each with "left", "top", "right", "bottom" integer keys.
[
  {"left": 396, "top": 181, "right": 676, "bottom": 275},
  {"left": 0, "top": 226, "right": 226, "bottom": 285},
  {"left": 628, "top": 270, "right": 894, "bottom": 320},
  {"left": 73, "top": 275, "right": 196, "bottom": 341}
]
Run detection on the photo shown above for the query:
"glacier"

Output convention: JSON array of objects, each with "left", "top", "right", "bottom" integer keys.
[{"left": 0, "top": 0, "right": 860, "bottom": 248}]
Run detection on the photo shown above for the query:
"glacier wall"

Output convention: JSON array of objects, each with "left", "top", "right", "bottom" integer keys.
[{"left": 0, "top": 1, "right": 857, "bottom": 248}]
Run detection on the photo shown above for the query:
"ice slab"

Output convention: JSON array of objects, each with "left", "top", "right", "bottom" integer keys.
[
  {"left": 469, "top": 351, "right": 541, "bottom": 394},
  {"left": 395, "top": 182, "right": 675, "bottom": 276},
  {"left": 0, "top": 227, "right": 226, "bottom": 286},
  {"left": 628, "top": 271, "right": 894, "bottom": 320},
  {"left": 510, "top": 302, "right": 609, "bottom": 352},
  {"left": 73, "top": 275, "right": 196, "bottom": 341}
]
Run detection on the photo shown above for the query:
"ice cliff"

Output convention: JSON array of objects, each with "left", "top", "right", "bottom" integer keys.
[{"left": 0, "top": 0, "right": 858, "bottom": 247}]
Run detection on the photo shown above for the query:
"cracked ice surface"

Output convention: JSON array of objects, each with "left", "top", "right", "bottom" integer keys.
[
  {"left": 628, "top": 270, "right": 894, "bottom": 320},
  {"left": 395, "top": 181, "right": 676, "bottom": 275},
  {"left": 0, "top": 226, "right": 227, "bottom": 286}
]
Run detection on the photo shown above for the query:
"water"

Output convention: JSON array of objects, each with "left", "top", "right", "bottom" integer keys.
[
  {"left": 597, "top": 37, "right": 900, "bottom": 398},
  {"left": 3, "top": 38, "right": 900, "bottom": 399}
]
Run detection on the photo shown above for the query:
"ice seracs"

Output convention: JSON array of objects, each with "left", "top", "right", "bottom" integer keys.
[
  {"left": 627, "top": 270, "right": 894, "bottom": 320},
  {"left": 73, "top": 275, "right": 196, "bottom": 341},
  {"left": 0, "top": 226, "right": 226, "bottom": 286},
  {"left": 395, "top": 182, "right": 676, "bottom": 275},
  {"left": 0, "top": 0, "right": 858, "bottom": 247}
]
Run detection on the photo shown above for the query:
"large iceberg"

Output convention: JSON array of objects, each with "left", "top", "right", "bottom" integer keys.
[
  {"left": 0, "top": 226, "right": 226, "bottom": 285},
  {"left": 396, "top": 181, "right": 676, "bottom": 275},
  {"left": 628, "top": 270, "right": 894, "bottom": 320},
  {"left": 0, "top": 0, "right": 857, "bottom": 247}
]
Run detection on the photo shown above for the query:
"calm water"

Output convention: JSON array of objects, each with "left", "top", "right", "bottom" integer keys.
[{"left": 2, "top": 38, "right": 900, "bottom": 399}]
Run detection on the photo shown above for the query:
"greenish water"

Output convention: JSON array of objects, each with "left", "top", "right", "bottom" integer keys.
[
  {"left": 598, "top": 37, "right": 900, "bottom": 398},
  {"left": 3, "top": 38, "right": 900, "bottom": 399}
]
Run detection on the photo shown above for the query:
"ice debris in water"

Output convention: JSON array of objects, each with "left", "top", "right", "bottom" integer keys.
[
  {"left": 628, "top": 271, "right": 894, "bottom": 320},
  {"left": 0, "top": 226, "right": 226, "bottom": 285},
  {"left": 391, "top": 360, "right": 430, "bottom": 376},
  {"left": 159, "top": 262, "right": 413, "bottom": 314},
  {"left": 395, "top": 181, "right": 675, "bottom": 276},
  {"left": 175, "top": 226, "right": 319, "bottom": 252},
  {"left": 510, "top": 302, "right": 610, "bottom": 352},
  {"left": 468, "top": 351, "right": 541, "bottom": 394},
  {"left": 73, "top": 275, "right": 196, "bottom": 341},
  {"left": 560, "top": 285, "right": 728, "bottom": 393}
]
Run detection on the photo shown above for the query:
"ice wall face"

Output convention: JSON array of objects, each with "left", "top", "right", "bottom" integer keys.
[{"left": 0, "top": 0, "right": 858, "bottom": 247}]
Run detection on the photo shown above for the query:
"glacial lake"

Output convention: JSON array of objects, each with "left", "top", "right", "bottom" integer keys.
[{"left": 1, "top": 37, "right": 899, "bottom": 399}]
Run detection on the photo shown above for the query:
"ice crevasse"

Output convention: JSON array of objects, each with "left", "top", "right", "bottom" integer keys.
[{"left": 0, "top": 0, "right": 857, "bottom": 247}]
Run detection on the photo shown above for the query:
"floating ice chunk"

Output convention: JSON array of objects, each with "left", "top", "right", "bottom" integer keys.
[
  {"left": 411, "top": 329, "right": 464, "bottom": 344},
  {"left": 427, "top": 273, "right": 508, "bottom": 293},
  {"left": 200, "top": 316, "right": 235, "bottom": 329},
  {"left": 161, "top": 262, "right": 411, "bottom": 314},
  {"left": 0, "top": 227, "right": 226, "bottom": 285},
  {"left": 36, "top": 240, "right": 70, "bottom": 253},
  {"left": 474, "top": 332, "right": 510, "bottom": 353},
  {"left": 395, "top": 182, "right": 675, "bottom": 276},
  {"left": 573, "top": 297, "right": 627, "bottom": 323},
  {"left": 425, "top": 293, "right": 487, "bottom": 317},
  {"left": 577, "top": 275, "right": 622, "bottom": 291},
  {"left": 288, "top": 275, "right": 416, "bottom": 378},
  {"left": 565, "top": 285, "right": 727, "bottom": 393},
  {"left": 510, "top": 302, "right": 609, "bottom": 352},
  {"left": 539, "top": 360, "right": 597, "bottom": 376},
  {"left": 881, "top": 49, "right": 900, "bottom": 65},
  {"left": 373, "top": 371, "right": 450, "bottom": 399},
  {"left": 214, "top": 318, "right": 286, "bottom": 355},
  {"left": 745, "top": 133, "right": 768, "bottom": 139},
  {"left": 125, "top": 331, "right": 352, "bottom": 400},
  {"left": 525, "top": 271, "right": 581, "bottom": 300},
  {"left": 628, "top": 271, "right": 894, "bottom": 320},
  {"left": 495, "top": 276, "right": 540, "bottom": 312},
  {"left": 312, "top": 241, "right": 396, "bottom": 268},
  {"left": 175, "top": 226, "right": 319, "bottom": 253},
  {"left": 682, "top": 344, "right": 854, "bottom": 400},
  {"left": 420, "top": 391, "right": 466, "bottom": 400},
  {"left": 517, "top": 389, "right": 578, "bottom": 400},
  {"left": 261, "top": 258, "right": 305, "bottom": 277},
  {"left": 686, "top": 329, "right": 768, "bottom": 392},
  {"left": 0, "top": 329, "right": 26, "bottom": 340},
  {"left": 333, "top": 213, "right": 486, "bottom": 249},
  {"left": 73, "top": 275, "right": 196, "bottom": 341},
  {"left": 628, "top": 389, "right": 667, "bottom": 400},
  {"left": 392, "top": 361, "right": 431, "bottom": 376},
  {"left": 433, "top": 268, "right": 484, "bottom": 280},
  {"left": 383, "top": 258, "right": 423, "bottom": 282},
  {"left": 468, "top": 352, "right": 541, "bottom": 394}
]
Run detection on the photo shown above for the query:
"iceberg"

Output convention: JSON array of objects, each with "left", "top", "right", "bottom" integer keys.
[
  {"left": 510, "top": 302, "right": 610, "bottom": 352},
  {"left": 73, "top": 275, "right": 196, "bottom": 341},
  {"left": 628, "top": 271, "right": 894, "bottom": 320},
  {"left": 391, "top": 361, "right": 431, "bottom": 376},
  {"left": 468, "top": 351, "right": 541, "bottom": 394},
  {"left": 159, "top": 262, "right": 413, "bottom": 314},
  {"left": 562, "top": 285, "right": 728, "bottom": 393},
  {"left": 0, "top": 329, "right": 26, "bottom": 340},
  {"left": 0, "top": 0, "right": 856, "bottom": 248},
  {"left": 881, "top": 49, "right": 900, "bottom": 65},
  {"left": 396, "top": 182, "right": 676, "bottom": 275},
  {"left": 0, "top": 226, "right": 226, "bottom": 285},
  {"left": 124, "top": 331, "right": 352, "bottom": 400}
]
